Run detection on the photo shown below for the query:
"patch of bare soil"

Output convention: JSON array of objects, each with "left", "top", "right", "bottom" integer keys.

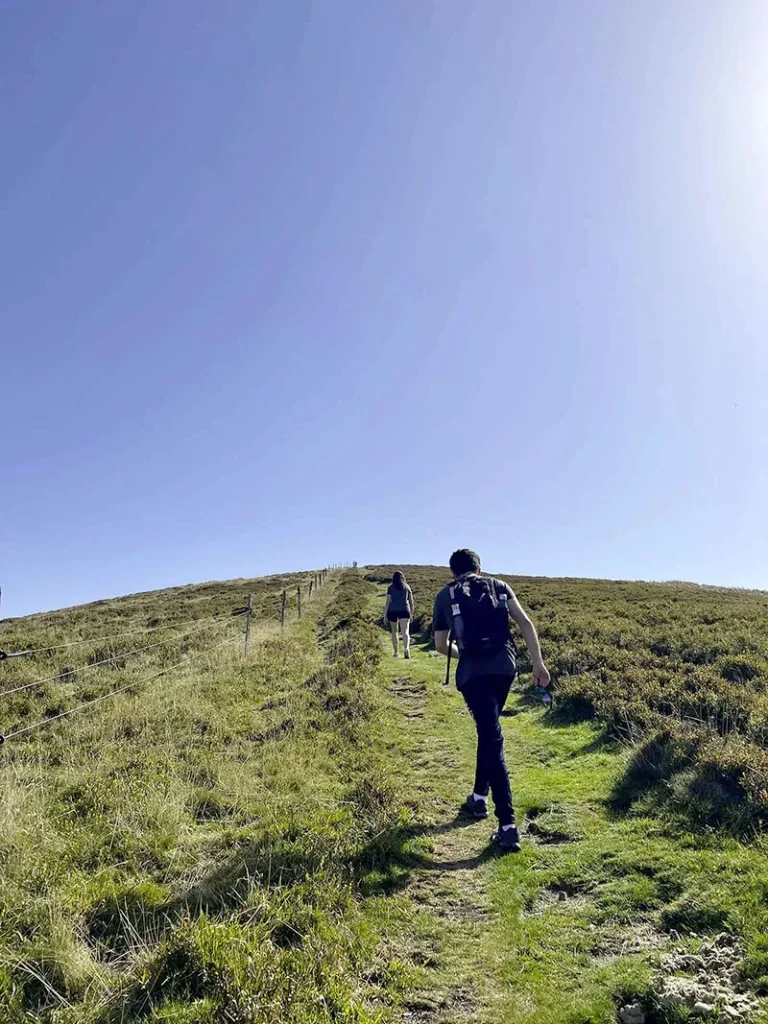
[
  {"left": 590, "top": 922, "right": 669, "bottom": 964},
  {"left": 655, "top": 933, "right": 760, "bottom": 1021},
  {"left": 618, "top": 933, "right": 762, "bottom": 1022},
  {"left": 390, "top": 677, "right": 428, "bottom": 719}
]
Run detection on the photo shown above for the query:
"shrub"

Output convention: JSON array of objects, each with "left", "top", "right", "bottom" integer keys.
[
  {"left": 682, "top": 737, "right": 768, "bottom": 828},
  {"left": 610, "top": 729, "right": 698, "bottom": 811},
  {"left": 718, "top": 655, "right": 768, "bottom": 684}
]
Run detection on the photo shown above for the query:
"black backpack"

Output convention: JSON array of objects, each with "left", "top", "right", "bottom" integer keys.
[{"left": 449, "top": 576, "right": 510, "bottom": 655}]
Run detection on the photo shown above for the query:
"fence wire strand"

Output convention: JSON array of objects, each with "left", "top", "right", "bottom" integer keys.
[
  {"left": 0, "top": 615, "right": 233, "bottom": 700},
  {"left": 0, "top": 610, "right": 235, "bottom": 661},
  {"left": 0, "top": 632, "right": 241, "bottom": 743}
]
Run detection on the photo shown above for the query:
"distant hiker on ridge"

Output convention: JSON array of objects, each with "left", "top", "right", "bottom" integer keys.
[
  {"left": 433, "top": 549, "right": 551, "bottom": 852},
  {"left": 383, "top": 571, "right": 414, "bottom": 659}
]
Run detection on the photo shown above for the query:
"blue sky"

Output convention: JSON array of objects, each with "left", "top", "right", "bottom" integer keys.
[{"left": 2, "top": 0, "right": 767, "bottom": 617}]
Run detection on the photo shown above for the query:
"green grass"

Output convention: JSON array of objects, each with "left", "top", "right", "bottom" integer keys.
[
  {"left": 0, "top": 571, "right": 415, "bottom": 1022},
  {"left": 362, "top": 567, "right": 768, "bottom": 1022},
  {"left": 367, "top": 565, "right": 768, "bottom": 831},
  {"left": 3, "top": 565, "right": 768, "bottom": 1022}
]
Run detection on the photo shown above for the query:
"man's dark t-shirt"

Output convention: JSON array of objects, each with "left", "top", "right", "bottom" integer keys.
[{"left": 433, "top": 575, "right": 518, "bottom": 689}]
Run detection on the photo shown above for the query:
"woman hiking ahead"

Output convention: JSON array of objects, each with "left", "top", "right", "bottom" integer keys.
[{"left": 384, "top": 571, "right": 414, "bottom": 659}]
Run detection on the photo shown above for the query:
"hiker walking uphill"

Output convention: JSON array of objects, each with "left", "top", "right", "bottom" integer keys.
[
  {"left": 384, "top": 571, "right": 414, "bottom": 659},
  {"left": 433, "top": 549, "right": 551, "bottom": 852}
]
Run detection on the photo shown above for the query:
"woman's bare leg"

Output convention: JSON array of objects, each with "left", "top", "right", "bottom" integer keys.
[
  {"left": 390, "top": 620, "right": 399, "bottom": 655},
  {"left": 399, "top": 617, "right": 411, "bottom": 657}
]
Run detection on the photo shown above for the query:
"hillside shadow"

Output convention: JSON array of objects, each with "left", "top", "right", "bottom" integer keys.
[
  {"left": 86, "top": 832, "right": 322, "bottom": 961},
  {"left": 567, "top": 727, "right": 621, "bottom": 756},
  {"left": 420, "top": 847, "right": 497, "bottom": 872},
  {"left": 87, "top": 811, "right": 489, "bottom": 960},
  {"left": 605, "top": 731, "right": 696, "bottom": 818},
  {"left": 603, "top": 732, "right": 759, "bottom": 839},
  {"left": 355, "top": 812, "right": 494, "bottom": 896},
  {"left": 538, "top": 701, "right": 596, "bottom": 727}
]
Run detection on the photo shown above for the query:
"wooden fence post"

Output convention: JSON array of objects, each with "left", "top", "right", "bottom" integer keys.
[
  {"left": 244, "top": 593, "right": 253, "bottom": 654},
  {"left": 281, "top": 590, "right": 287, "bottom": 629},
  {"left": 297, "top": 586, "right": 302, "bottom": 620}
]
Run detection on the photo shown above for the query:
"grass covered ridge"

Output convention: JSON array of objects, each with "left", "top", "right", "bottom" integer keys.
[
  {"left": 367, "top": 565, "right": 768, "bottom": 831},
  {"left": 5, "top": 563, "right": 768, "bottom": 1023},
  {"left": 0, "top": 570, "right": 410, "bottom": 1023}
]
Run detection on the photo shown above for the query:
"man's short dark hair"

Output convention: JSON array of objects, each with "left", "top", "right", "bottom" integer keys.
[{"left": 449, "top": 549, "right": 481, "bottom": 576}]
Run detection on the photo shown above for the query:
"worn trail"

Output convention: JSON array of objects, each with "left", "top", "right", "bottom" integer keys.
[{"left": 385, "top": 665, "right": 503, "bottom": 1023}]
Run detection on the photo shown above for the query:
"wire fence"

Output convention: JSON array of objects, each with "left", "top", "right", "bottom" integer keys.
[
  {"left": 0, "top": 632, "right": 242, "bottom": 744},
  {"left": 0, "top": 610, "right": 232, "bottom": 661},
  {"left": 0, "top": 615, "right": 232, "bottom": 699},
  {"left": 0, "top": 567, "right": 336, "bottom": 746}
]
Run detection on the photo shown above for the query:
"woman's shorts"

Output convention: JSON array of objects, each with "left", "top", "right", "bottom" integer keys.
[{"left": 387, "top": 610, "right": 410, "bottom": 623}]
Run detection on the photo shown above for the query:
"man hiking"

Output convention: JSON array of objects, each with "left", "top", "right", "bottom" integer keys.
[{"left": 433, "top": 548, "right": 551, "bottom": 852}]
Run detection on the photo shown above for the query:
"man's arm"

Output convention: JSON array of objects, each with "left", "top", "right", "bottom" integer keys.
[
  {"left": 507, "top": 590, "right": 551, "bottom": 687},
  {"left": 434, "top": 629, "right": 459, "bottom": 659},
  {"left": 407, "top": 586, "right": 414, "bottom": 616},
  {"left": 432, "top": 591, "right": 456, "bottom": 657}
]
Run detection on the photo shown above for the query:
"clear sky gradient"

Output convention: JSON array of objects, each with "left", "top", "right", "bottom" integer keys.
[{"left": 2, "top": 1, "right": 767, "bottom": 617}]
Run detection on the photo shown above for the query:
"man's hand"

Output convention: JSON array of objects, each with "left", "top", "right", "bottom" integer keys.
[{"left": 533, "top": 663, "right": 551, "bottom": 688}]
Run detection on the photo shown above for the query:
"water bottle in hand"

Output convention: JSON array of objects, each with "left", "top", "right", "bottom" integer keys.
[{"left": 533, "top": 684, "right": 552, "bottom": 708}]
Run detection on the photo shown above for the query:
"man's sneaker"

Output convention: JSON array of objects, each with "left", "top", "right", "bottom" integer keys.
[
  {"left": 493, "top": 824, "right": 522, "bottom": 853},
  {"left": 460, "top": 795, "right": 489, "bottom": 820}
]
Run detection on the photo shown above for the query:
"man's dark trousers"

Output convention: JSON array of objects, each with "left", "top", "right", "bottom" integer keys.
[{"left": 461, "top": 674, "right": 515, "bottom": 826}]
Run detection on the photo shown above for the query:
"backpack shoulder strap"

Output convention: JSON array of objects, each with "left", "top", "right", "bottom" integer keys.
[{"left": 444, "top": 584, "right": 457, "bottom": 686}]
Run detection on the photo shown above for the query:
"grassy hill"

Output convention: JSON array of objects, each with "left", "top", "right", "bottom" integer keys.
[
  {"left": 366, "top": 566, "right": 768, "bottom": 832},
  {"left": 1, "top": 566, "right": 767, "bottom": 1023}
]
